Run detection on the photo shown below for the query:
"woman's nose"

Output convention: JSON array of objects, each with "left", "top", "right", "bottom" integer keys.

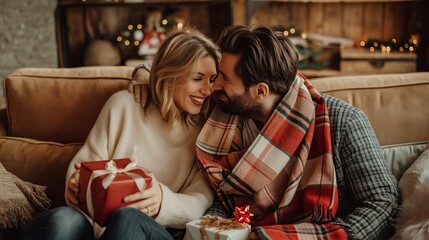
[{"left": 201, "top": 80, "right": 213, "bottom": 96}]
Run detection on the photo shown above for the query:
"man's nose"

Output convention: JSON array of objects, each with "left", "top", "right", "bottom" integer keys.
[{"left": 212, "top": 77, "right": 223, "bottom": 91}]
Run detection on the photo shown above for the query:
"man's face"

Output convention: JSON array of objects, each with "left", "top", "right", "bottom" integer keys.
[{"left": 213, "top": 53, "right": 262, "bottom": 119}]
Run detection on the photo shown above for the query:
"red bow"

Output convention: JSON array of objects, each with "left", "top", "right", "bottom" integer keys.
[{"left": 233, "top": 205, "right": 254, "bottom": 224}]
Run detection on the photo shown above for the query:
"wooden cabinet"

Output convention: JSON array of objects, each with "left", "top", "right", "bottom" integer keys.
[
  {"left": 340, "top": 48, "right": 417, "bottom": 74},
  {"left": 56, "top": 0, "right": 232, "bottom": 67}
]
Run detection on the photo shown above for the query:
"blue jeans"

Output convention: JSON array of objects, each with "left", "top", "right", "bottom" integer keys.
[{"left": 22, "top": 207, "right": 174, "bottom": 240}]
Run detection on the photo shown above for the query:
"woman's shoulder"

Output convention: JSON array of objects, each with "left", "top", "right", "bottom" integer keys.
[
  {"left": 108, "top": 90, "right": 135, "bottom": 103},
  {"left": 103, "top": 90, "right": 142, "bottom": 110}
]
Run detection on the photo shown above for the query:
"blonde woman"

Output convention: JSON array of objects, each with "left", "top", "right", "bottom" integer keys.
[{"left": 22, "top": 29, "right": 220, "bottom": 240}]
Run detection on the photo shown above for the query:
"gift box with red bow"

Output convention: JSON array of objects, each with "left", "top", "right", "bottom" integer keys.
[
  {"left": 186, "top": 216, "right": 251, "bottom": 240},
  {"left": 186, "top": 206, "right": 253, "bottom": 240},
  {"left": 76, "top": 158, "right": 152, "bottom": 226}
]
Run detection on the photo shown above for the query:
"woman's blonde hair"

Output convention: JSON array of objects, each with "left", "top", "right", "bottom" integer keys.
[{"left": 148, "top": 28, "right": 220, "bottom": 127}]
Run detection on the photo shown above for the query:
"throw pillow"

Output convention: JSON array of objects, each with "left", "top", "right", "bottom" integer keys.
[
  {"left": 399, "top": 145, "right": 429, "bottom": 199},
  {"left": 0, "top": 162, "right": 51, "bottom": 229},
  {"left": 393, "top": 146, "right": 429, "bottom": 240}
]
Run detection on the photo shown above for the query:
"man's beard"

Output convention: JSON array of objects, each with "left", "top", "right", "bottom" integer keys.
[{"left": 215, "top": 90, "right": 263, "bottom": 120}]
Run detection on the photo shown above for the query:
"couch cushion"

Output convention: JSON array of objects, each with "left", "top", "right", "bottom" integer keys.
[
  {"left": 3, "top": 66, "right": 132, "bottom": 144},
  {"left": 0, "top": 136, "right": 82, "bottom": 207},
  {"left": 382, "top": 141, "right": 428, "bottom": 181},
  {"left": 311, "top": 72, "right": 429, "bottom": 146}
]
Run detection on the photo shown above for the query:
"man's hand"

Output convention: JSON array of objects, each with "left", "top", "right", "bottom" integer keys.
[
  {"left": 128, "top": 67, "right": 150, "bottom": 108},
  {"left": 124, "top": 174, "right": 163, "bottom": 218},
  {"left": 66, "top": 163, "right": 81, "bottom": 206}
]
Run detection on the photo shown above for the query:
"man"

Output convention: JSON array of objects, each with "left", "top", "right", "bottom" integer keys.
[{"left": 131, "top": 24, "right": 400, "bottom": 240}]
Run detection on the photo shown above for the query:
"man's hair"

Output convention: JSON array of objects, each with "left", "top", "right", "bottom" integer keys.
[
  {"left": 217, "top": 24, "right": 299, "bottom": 96},
  {"left": 149, "top": 29, "right": 220, "bottom": 126}
]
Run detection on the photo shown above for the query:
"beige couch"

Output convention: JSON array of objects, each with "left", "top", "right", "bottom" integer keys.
[{"left": 1, "top": 67, "right": 428, "bottom": 235}]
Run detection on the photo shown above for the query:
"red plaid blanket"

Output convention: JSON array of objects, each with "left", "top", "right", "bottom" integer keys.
[{"left": 196, "top": 74, "right": 348, "bottom": 239}]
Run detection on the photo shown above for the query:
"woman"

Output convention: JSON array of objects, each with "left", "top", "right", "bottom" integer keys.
[{"left": 22, "top": 29, "right": 220, "bottom": 240}]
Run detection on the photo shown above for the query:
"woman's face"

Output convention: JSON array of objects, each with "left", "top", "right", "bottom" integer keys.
[{"left": 173, "top": 56, "right": 217, "bottom": 115}]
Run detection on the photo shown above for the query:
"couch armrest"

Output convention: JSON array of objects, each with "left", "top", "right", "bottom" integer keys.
[{"left": 0, "top": 108, "right": 8, "bottom": 136}]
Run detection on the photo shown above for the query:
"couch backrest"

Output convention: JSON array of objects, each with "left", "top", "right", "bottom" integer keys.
[
  {"left": 3, "top": 66, "right": 132, "bottom": 144},
  {"left": 311, "top": 72, "right": 429, "bottom": 146},
  {"left": 311, "top": 72, "right": 429, "bottom": 180}
]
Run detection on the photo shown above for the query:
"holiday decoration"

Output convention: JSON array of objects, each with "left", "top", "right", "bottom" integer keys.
[
  {"left": 232, "top": 205, "right": 254, "bottom": 224},
  {"left": 116, "top": 6, "right": 183, "bottom": 60}
]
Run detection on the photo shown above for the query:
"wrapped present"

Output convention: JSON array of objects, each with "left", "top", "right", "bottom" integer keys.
[
  {"left": 76, "top": 158, "right": 152, "bottom": 226},
  {"left": 186, "top": 215, "right": 251, "bottom": 240}
]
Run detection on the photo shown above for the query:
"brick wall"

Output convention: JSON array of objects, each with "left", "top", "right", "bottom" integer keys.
[{"left": 0, "top": 0, "right": 58, "bottom": 108}]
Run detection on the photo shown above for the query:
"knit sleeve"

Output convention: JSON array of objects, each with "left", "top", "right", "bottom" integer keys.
[
  {"left": 154, "top": 160, "right": 214, "bottom": 229},
  {"left": 64, "top": 92, "right": 118, "bottom": 206}
]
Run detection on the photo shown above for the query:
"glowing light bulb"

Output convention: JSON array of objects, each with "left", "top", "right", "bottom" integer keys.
[
  {"left": 177, "top": 22, "right": 183, "bottom": 31},
  {"left": 360, "top": 41, "right": 365, "bottom": 47},
  {"left": 283, "top": 31, "right": 289, "bottom": 36},
  {"left": 124, "top": 40, "right": 130, "bottom": 46},
  {"left": 137, "top": 24, "right": 143, "bottom": 30},
  {"left": 128, "top": 25, "right": 133, "bottom": 31},
  {"left": 162, "top": 19, "right": 168, "bottom": 25},
  {"left": 370, "top": 47, "right": 375, "bottom": 52},
  {"left": 409, "top": 46, "right": 414, "bottom": 52},
  {"left": 392, "top": 39, "right": 396, "bottom": 43},
  {"left": 374, "top": 42, "right": 379, "bottom": 47},
  {"left": 134, "top": 41, "right": 139, "bottom": 46},
  {"left": 116, "top": 36, "right": 122, "bottom": 42},
  {"left": 301, "top": 33, "right": 307, "bottom": 39},
  {"left": 290, "top": 28, "right": 296, "bottom": 34}
]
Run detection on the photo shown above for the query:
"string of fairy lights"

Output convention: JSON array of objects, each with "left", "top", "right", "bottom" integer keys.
[
  {"left": 277, "top": 26, "right": 418, "bottom": 53},
  {"left": 359, "top": 38, "right": 418, "bottom": 53}
]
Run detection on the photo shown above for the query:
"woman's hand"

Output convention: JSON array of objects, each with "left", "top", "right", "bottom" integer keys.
[
  {"left": 65, "top": 163, "right": 81, "bottom": 206},
  {"left": 128, "top": 67, "right": 150, "bottom": 108},
  {"left": 124, "top": 175, "right": 163, "bottom": 217}
]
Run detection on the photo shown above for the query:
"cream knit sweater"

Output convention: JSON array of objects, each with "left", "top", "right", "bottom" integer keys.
[{"left": 66, "top": 90, "right": 213, "bottom": 234}]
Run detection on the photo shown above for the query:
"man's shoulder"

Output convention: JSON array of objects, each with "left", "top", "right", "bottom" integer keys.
[
  {"left": 322, "top": 94, "right": 368, "bottom": 126},
  {"left": 322, "top": 94, "right": 361, "bottom": 114}
]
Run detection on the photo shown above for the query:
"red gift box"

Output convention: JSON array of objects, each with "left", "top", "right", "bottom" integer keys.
[{"left": 77, "top": 158, "right": 152, "bottom": 226}]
